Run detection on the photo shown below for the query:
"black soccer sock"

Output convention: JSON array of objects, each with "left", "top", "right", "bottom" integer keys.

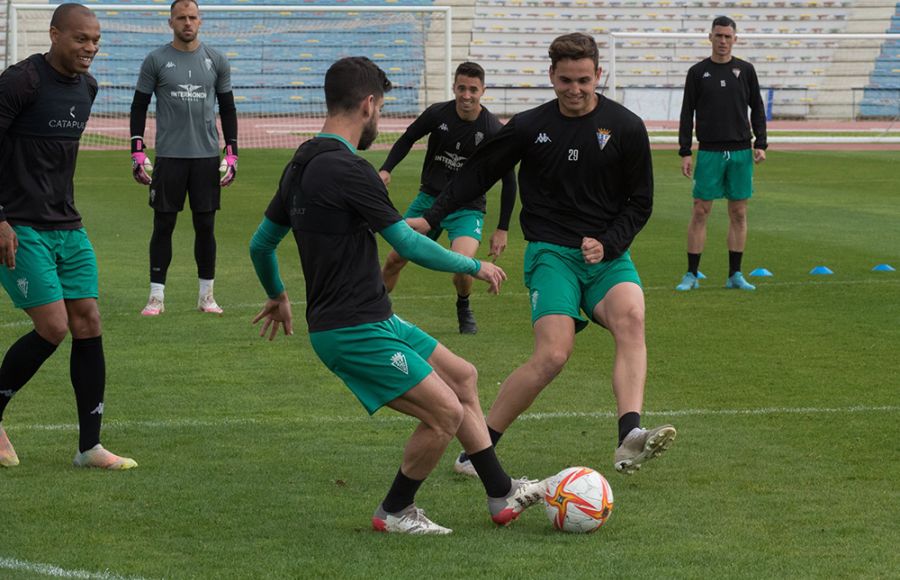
[
  {"left": 192, "top": 211, "right": 217, "bottom": 280},
  {"left": 467, "top": 446, "right": 513, "bottom": 498},
  {"left": 459, "top": 426, "right": 504, "bottom": 463},
  {"left": 381, "top": 468, "right": 425, "bottom": 513},
  {"left": 618, "top": 412, "right": 641, "bottom": 446},
  {"left": 0, "top": 331, "right": 58, "bottom": 421},
  {"left": 688, "top": 253, "right": 701, "bottom": 277},
  {"left": 729, "top": 251, "right": 743, "bottom": 277},
  {"left": 149, "top": 211, "right": 178, "bottom": 284},
  {"left": 456, "top": 294, "right": 470, "bottom": 309},
  {"left": 70, "top": 336, "right": 106, "bottom": 453}
]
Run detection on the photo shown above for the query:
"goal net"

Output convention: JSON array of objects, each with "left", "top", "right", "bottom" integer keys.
[
  {"left": 607, "top": 32, "right": 899, "bottom": 124},
  {"left": 7, "top": 3, "right": 452, "bottom": 150}
]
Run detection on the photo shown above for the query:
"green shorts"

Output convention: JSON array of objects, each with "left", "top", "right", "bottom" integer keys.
[
  {"left": 0, "top": 226, "right": 98, "bottom": 309},
  {"left": 693, "top": 149, "right": 754, "bottom": 201},
  {"left": 523, "top": 242, "right": 642, "bottom": 332},
  {"left": 309, "top": 314, "right": 439, "bottom": 414},
  {"left": 404, "top": 192, "right": 484, "bottom": 242}
]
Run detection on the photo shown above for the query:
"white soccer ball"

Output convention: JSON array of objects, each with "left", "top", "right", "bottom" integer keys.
[{"left": 544, "top": 466, "right": 614, "bottom": 533}]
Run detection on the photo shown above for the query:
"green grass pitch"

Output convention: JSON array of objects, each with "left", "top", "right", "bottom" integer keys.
[{"left": 2, "top": 148, "right": 898, "bottom": 579}]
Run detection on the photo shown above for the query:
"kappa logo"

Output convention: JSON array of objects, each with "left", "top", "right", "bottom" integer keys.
[
  {"left": 16, "top": 277, "right": 28, "bottom": 298},
  {"left": 390, "top": 352, "right": 409, "bottom": 375},
  {"left": 69, "top": 106, "right": 76, "bottom": 119},
  {"left": 475, "top": 131, "right": 484, "bottom": 146},
  {"left": 91, "top": 402, "right": 104, "bottom": 415},
  {"left": 732, "top": 68, "right": 741, "bottom": 78},
  {"left": 596, "top": 128, "right": 612, "bottom": 150},
  {"left": 165, "top": 61, "right": 176, "bottom": 68},
  {"left": 702, "top": 71, "right": 711, "bottom": 78},
  {"left": 439, "top": 123, "right": 449, "bottom": 132},
  {"left": 530, "top": 289, "right": 540, "bottom": 310},
  {"left": 534, "top": 132, "right": 551, "bottom": 144}
]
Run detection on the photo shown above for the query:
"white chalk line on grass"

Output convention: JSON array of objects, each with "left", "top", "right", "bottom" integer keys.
[
  {"left": 1, "top": 276, "right": 896, "bottom": 328},
  {"left": 0, "top": 557, "right": 148, "bottom": 580},
  {"left": 10, "top": 405, "right": 899, "bottom": 433}
]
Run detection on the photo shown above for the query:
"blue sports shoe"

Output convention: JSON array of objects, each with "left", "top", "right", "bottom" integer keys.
[
  {"left": 725, "top": 272, "right": 756, "bottom": 291},
  {"left": 675, "top": 272, "right": 699, "bottom": 291}
]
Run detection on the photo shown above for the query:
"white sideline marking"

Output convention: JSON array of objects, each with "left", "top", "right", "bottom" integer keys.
[
  {"left": 10, "top": 405, "right": 899, "bottom": 433},
  {"left": 0, "top": 557, "right": 147, "bottom": 580}
]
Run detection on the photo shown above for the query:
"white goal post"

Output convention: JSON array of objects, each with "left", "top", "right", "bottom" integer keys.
[
  {"left": 7, "top": 3, "right": 453, "bottom": 149},
  {"left": 607, "top": 31, "right": 900, "bottom": 136}
]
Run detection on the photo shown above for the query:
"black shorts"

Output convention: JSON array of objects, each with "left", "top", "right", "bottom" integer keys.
[{"left": 149, "top": 157, "right": 221, "bottom": 213}]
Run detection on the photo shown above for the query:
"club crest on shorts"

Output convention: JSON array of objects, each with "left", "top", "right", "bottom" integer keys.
[
  {"left": 16, "top": 277, "right": 28, "bottom": 298},
  {"left": 390, "top": 352, "right": 409, "bottom": 375},
  {"left": 531, "top": 289, "right": 540, "bottom": 311},
  {"left": 596, "top": 128, "right": 611, "bottom": 151}
]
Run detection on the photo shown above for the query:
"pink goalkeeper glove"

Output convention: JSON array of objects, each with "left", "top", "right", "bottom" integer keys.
[
  {"left": 131, "top": 137, "right": 153, "bottom": 185},
  {"left": 219, "top": 145, "right": 238, "bottom": 187}
]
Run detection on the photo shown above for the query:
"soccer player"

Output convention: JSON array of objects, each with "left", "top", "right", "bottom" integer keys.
[
  {"left": 408, "top": 33, "right": 677, "bottom": 476},
  {"left": 379, "top": 62, "right": 517, "bottom": 334},
  {"left": 0, "top": 3, "right": 137, "bottom": 470},
  {"left": 676, "top": 15, "right": 767, "bottom": 292},
  {"left": 129, "top": 0, "right": 238, "bottom": 315},
  {"left": 249, "top": 57, "right": 547, "bottom": 535}
]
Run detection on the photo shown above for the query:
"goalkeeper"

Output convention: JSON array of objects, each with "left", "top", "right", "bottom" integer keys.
[{"left": 129, "top": 0, "right": 238, "bottom": 316}]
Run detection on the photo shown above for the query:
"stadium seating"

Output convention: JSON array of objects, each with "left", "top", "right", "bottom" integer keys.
[
  {"left": 860, "top": 3, "right": 900, "bottom": 117},
  {"left": 81, "top": 0, "right": 433, "bottom": 115},
  {"left": 465, "top": 0, "right": 898, "bottom": 118}
]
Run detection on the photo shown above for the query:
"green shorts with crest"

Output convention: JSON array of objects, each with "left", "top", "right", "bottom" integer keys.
[
  {"left": 693, "top": 149, "right": 754, "bottom": 201},
  {"left": 309, "top": 314, "right": 439, "bottom": 414},
  {"left": 523, "top": 242, "right": 642, "bottom": 333},
  {"left": 404, "top": 192, "right": 484, "bottom": 242},
  {"left": 0, "top": 226, "right": 98, "bottom": 309}
]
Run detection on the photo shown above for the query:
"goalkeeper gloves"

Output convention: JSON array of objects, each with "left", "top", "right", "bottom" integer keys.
[
  {"left": 131, "top": 137, "right": 153, "bottom": 185},
  {"left": 219, "top": 144, "right": 238, "bottom": 187}
]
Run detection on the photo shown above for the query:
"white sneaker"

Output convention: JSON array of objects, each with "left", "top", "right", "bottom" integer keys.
[
  {"left": 372, "top": 503, "right": 452, "bottom": 535},
  {"left": 73, "top": 444, "right": 138, "bottom": 470},
  {"left": 488, "top": 477, "right": 549, "bottom": 526},
  {"left": 0, "top": 423, "right": 20, "bottom": 467},
  {"left": 198, "top": 293, "right": 223, "bottom": 314},
  {"left": 614, "top": 424, "right": 677, "bottom": 475},
  {"left": 141, "top": 295, "right": 164, "bottom": 316},
  {"left": 453, "top": 454, "right": 478, "bottom": 478}
]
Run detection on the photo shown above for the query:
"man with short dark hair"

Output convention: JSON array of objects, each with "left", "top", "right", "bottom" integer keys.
[
  {"left": 379, "top": 61, "right": 517, "bottom": 334},
  {"left": 249, "top": 56, "right": 547, "bottom": 535},
  {"left": 676, "top": 15, "right": 767, "bottom": 292},
  {"left": 130, "top": 0, "right": 238, "bottom": 315},
  {"left": 410, "top": 33, "right": 676, "bottom": 477},
  {"left": 0, "top": 3, "right": 137, "bottom": 470}
]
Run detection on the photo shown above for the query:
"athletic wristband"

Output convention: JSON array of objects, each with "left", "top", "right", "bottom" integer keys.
[{"left": 131, "top": 136, "right": 145, "bottom": 154}]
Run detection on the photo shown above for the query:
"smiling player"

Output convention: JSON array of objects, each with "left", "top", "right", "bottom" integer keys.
[
  {"left": 409, "top": 33, "right": 677, "bottom": 477},
  {"left": 378, "top": 62, "right": 517, "bottom": 334}
]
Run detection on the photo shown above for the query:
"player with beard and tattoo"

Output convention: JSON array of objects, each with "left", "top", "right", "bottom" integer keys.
[{"left": 248, "top": 57, "right": 549, "bottom": 534}]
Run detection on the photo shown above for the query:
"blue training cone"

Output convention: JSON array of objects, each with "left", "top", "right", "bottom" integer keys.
[
  {"left": 872, "top": 264, "right": 896, "bottom": 272},
  {"left": 810, "top": 266, "right": 834, "bottom": 275},
  {"left": 749, "top": 268, "right": 773, "bottom": 277}
]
